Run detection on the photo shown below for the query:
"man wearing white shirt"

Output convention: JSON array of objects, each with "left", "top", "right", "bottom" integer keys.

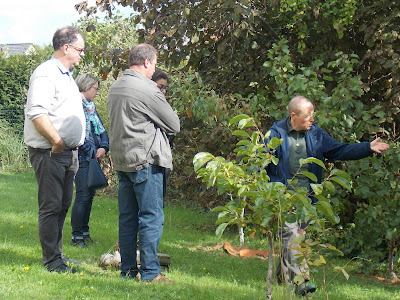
[{"left": 24, "top": 26, "right": 86, "bottom": 273}]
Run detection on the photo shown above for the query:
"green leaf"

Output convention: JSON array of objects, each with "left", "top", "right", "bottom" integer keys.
[
  {"left": 271, "top": 156, "right": 279, "bottom": 165},
  {"left": 314, "top": 194, "right": 328, "bottom": 202},
  {"left": 215, "top": 215, "right": 231, "bottom": 225},
  {"left": 299, "top": 157, "right": 326, "bottom": 169},
  {"left": 184, "top": 7, "right": 190, "bottom": 16},
  {"left": 293, "top": 274, "right": 305, "bottom": 286},
  {"left": 315, "top": 201, "right": 340, "bottom": 224},
  {"left": 326, "top": 245, "right": 344, "bottom": 256},
  {"left": 330, "top": 169, "right": 350, "bottom": 180},
  {"left": 330, "top": 176, "right": 351, "bottom": 191},
  {"left": 211, "top": 206, "right": 228, "bottom": 212},
  {"left": 241, "top": 191, "right": 259, "bottom": 198},
  {"left": 229, "top": 114, "right": 250, "bottom": 126},
  {"left": 191, "top": 34, "right": 199, "bottom": 43},
  {"left": 238, "top": 118, "right": 256, "bottom": 129},
  {"left": 263, "top": 61, "right": 271, "bottom": 68},
  {"left": 251, "top": 132, "right": 260, "bottom": 144},
  {"left": 267, "top": 137, "right": 282, "bottom": 150},
  {"left": 228, "top": 165, "right": 245, "bottom": 176},
  {"left": 193, "top": 152, "right": 214, "bottom": 172},
  {"left": 292, "top": 194, "right": 312, "bottom": 210},
  {"left": 323, "top": 181, "right": 335, "bottom": 192},
  {"left": 293, "top": 234, "right": 305, "bottom": 244},
  {"left": 300, "top": 171, "right": 318, "bottom": 182},
  {"left": 238, "top": 186, "right": 246, "bottom": 196},
  {"left": 319, "top": 255, "right": 326, "bottom": 264},
  {"left": 236, "top": 140, "right": 251, "bottom": 146},
  {"left": 215, "top": 222, "right": 229, "bottom": 239},
  {"left": 260, "top": 209, "right": 274, "bottom": 227},
  {"left": 334, "top": 267, "right": 350, "bottom": 280},
  {"left": 310, "top": 183, "right": 323, "bottom": 195},
  {"left": 232, "top": 130, "right": 250, "bottom": 138},
  {"left": 313, "top": 60, "right": 324, "bottom": 67}
]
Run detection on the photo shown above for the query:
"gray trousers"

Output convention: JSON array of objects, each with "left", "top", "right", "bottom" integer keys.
[
  {"left": 28, "top": 147, "right": 78, "bottom": 270},
  {"left": 276, "top": 222, "right": 309, "bottom": 285}
]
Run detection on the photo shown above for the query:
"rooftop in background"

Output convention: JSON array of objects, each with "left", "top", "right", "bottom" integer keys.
[{"left": 0, "top": 43, "right": 36, "bottom": 57}]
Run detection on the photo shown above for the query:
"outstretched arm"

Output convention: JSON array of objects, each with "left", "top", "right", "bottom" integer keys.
[{"left": 370, "top": 137, "right": 389, "bottom": 154}]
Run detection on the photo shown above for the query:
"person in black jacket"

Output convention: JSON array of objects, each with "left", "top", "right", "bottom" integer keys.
[
  {"left": 266, "top": 95, "right": 389, "bottom": 296},
  {"left": 70, "top": 73, "right": 109, "bottom": 248}
]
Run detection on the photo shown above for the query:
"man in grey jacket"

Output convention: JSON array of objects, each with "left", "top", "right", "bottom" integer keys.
[{"left": 108, "top": 44, "right": 180, "bottom": 283}]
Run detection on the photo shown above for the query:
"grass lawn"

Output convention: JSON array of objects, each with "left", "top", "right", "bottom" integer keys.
[{"left": 0, "top": 172, "right": 399, "bottom": 300}]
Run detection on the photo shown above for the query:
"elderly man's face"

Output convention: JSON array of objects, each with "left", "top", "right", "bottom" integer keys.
[{"left": 291, "top": 102, "right": 315, "bottom": 131}]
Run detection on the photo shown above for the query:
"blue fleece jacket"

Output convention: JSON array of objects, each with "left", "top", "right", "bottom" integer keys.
[
  {"left": 78, "top": 110, "right": 109, "bottom": 161},
  {"left": 266, "top": 117, "right": 373, "bottom": 185}
]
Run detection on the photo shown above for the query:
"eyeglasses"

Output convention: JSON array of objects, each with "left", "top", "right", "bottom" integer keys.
[
  {"left": 296, "top": 112, "right": 315, "bottom": 119},
  {"left": 68, "top": 44, "right": 85, "bottom": 55},
  {"left": 91, "top": 86, "right": 100, "bottom": 92}
]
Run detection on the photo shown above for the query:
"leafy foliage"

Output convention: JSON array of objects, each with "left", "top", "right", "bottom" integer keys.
[
  {"left": 76, "top": 0, "right": 399, "bottom": 105},
  {"left": 0, "top": 45, "right": 52, "bottom": 132},
  {"left": 0, "top": 119, "right": 30, "bottom": 173},
  {"left": 76, "top": 13, "right": 137, "bottom": 81},
  {"left": 337, "top": 143, "right": 400, "bottom": 276}
]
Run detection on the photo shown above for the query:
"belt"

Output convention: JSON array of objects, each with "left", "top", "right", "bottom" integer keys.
[{"left": 28, "top": 147, "right": 78, "bottom": 153}]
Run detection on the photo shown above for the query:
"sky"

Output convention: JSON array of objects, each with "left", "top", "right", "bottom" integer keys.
[{"left": 0, "top": 0, "right": 128, "bottom": 47}]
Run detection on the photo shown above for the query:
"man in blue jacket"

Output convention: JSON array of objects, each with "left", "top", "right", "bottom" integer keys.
[{"left": 266, "top": 96, "right": 389, "bottom": 296}]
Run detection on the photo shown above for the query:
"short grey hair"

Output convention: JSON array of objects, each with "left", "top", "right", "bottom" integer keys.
[
  {"left": 52, "top": 26, "right": 84, "bottom": 51},
  {"left": 75, "top": 73, "right": 100, "bottom": 92},
  {"left": 128, "top": 43, "right": 158, "bottom": 66}
]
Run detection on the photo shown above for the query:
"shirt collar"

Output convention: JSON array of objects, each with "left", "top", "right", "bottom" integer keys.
[
  {"left": 287, "top": 117, "right": 296, "bottom": 133},
  {"left": 287, "top": 116, "right": 305, "bottom": 134},
  {"left": 50, "top": 57, "right": 73, "bottom": 77}
]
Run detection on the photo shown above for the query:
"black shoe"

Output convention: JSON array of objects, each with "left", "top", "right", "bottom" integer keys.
[
  {"left": 62, "top": 254, "right": 81, "bottom": 265},
  {"left": 83, "top": 235, "right": 94, "bottom": 244},
  {"left": 70, "top": 238, "right": 87, "bottom": 248},
  {"left": 50, "top": 264, "right": 76, "bottom": 274},
  {"left": 295, "top": 283, "right": 317, "bottom": 296}
]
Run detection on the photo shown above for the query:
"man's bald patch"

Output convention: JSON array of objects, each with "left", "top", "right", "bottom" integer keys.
[{"left": 288, "top": 96, "right": 312, "bottom": 114}]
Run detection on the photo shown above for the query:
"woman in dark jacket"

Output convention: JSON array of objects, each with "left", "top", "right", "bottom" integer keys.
[{"left": 70, "top": 73, "right": 109, "bottom": 247}]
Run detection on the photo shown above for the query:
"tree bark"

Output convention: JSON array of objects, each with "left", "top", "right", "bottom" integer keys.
[
  {"left": 388, "top": 239, "right": 399, "bottom": 280},
  {"left": 239, "top": 207, "right": 245, "bottom": 246},
  {"left": 266, "top": 233, "right": 274, "bottom": 300}
]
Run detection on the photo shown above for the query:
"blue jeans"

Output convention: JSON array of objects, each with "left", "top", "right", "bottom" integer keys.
[
  {"left": 117, "top": 165, "right": 165, "bottom": 281},
  {"left": 71, "top": 158, "right": 96, "bottom": 238}
]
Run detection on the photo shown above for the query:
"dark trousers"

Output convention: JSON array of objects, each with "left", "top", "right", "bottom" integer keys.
[
  {"left": 71, "top": 158, "right": 96, "bottom": 238},
  {"left": 28, "top": 147, "right": 78, "bottom": 270}
]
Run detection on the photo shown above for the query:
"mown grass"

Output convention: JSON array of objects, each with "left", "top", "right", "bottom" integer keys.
[{"left": 0, "top": 172, "right": 399, "bottom": 299}]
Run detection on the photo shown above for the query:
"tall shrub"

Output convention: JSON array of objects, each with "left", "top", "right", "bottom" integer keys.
[{"left": 0, "top": 119, "right": 29, "bottom": 173}]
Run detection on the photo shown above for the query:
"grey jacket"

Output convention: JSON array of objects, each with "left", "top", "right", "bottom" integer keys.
[{"left": 107, "top": 69, "right": 180, "bottom": 172}]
